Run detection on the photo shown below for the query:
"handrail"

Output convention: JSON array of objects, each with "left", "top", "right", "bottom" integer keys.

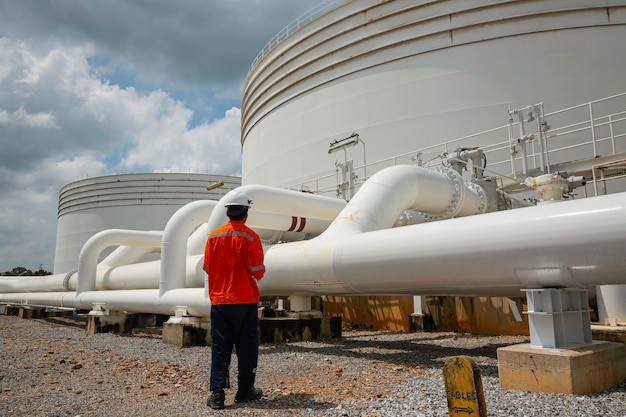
[
  {"left": 247, "top": 0, "right": 350, "bottom": 74},
  {"left": 285, "top": 92, "right": 626, "bottom": 195}
]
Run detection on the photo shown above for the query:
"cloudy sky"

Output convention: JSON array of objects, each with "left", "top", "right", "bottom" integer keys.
[{"left": 0, "top": 0, "right": 322, "bottom": 272}]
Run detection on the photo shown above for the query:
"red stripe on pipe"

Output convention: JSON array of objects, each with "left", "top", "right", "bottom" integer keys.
[
  {"left": 296, "top": 217, "right": 306, "bottom": 232},
  {"left": 288, "top": 216, "right": 297, "bottom": 232}
]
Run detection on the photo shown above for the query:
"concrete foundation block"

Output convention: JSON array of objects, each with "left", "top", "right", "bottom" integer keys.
[
  {"left": 85, "top": 312, "right": 133, "bottom": 335},
  {"left": 497, "top": 341, "right": 626, "bottom": 394},
  {"left": 162, "top": 317, "right": 211, "bottom": 347}
]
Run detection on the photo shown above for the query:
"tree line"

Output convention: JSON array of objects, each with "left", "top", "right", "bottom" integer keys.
[{"left": 1, "top": 266, "right": 52, "bottom": 276}]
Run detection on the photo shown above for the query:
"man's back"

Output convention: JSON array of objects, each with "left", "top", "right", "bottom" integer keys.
[{"left": 204, "top": 220, "right": 265, "bottom": 305}]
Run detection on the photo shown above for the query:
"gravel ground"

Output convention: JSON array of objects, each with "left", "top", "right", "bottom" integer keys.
[{"left": 1, "top": 314, "right": 625, "bottom": 417}]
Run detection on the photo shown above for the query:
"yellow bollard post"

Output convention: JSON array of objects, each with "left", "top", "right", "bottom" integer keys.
[{"left": 443, "top": 356, "right": 487, "bottom": 417}]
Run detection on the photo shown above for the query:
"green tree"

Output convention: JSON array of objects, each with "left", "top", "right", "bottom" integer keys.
[
  {"left": 5, "top": 266, "right": 33, "bottom": 276},
  {"left": 3, "top": 266, "right": 51, "bottom": 276}
]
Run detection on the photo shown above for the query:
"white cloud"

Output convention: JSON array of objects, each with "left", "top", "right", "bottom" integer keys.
[
  {"left": 120, "top": 106, "right": 242, "bottom": 175},
  {"left": 0, "top": 106, "right": 58, "bottom": 128},
  {"left": 0, "top": 0, "right": 321, "bottom": 272}
]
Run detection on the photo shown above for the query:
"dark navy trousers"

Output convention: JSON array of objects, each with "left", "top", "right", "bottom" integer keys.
[{"left": 209, "top": 303, "right": 259, "bottom": 392}]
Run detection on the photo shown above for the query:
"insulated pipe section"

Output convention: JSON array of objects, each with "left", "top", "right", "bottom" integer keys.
[
  {"left": 206, "top": 185, "right": 346, "bottom": 235},
  {"left": 77, "top": 230, "right": 163, "bottom": 294},
  {"left": 160, "top": 200, "right": 217, "bottom": 295}
]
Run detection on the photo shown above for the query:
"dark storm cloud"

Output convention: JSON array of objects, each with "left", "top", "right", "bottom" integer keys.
[{"left": 0, "top": 0, "right": 321, "bottom": 94}]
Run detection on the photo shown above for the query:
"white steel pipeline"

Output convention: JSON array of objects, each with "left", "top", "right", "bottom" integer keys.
[
  {"left": 0, "top": 200, "right": 338, "bottom": 295},
  {"left": 0, "top": 288, "right": 211, "bottom": 317},
  {"left": 187, "top": 192, "right": 344, "bottom": 254},
  {"left": 162, "top": 198, "right": 337, "bottom": 293},
  {"left": 1, "top": 165, "right": 626, "bottom": 315},
  {"left": 4, "top": 193, "right": 624, "bottom": 310},
  {"left": 0, "top": 164, "right": 485, "bottom": 310},
  {"left": 0, "top": 274, "right": 68, "bottom": 293},
  {"left": 0, "top": 243, "right": 158, "bottom": 294},
  {"left": 259, "top": 191, "right": 626, "bottom": 296}
]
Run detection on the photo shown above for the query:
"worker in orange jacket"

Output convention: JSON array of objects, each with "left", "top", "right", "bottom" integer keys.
[{"left": 203, "top": 191, "right": 265, "bottom": 410}]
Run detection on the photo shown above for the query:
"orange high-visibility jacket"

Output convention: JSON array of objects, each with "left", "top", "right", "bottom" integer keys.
[{"left": 203, "top": 220, "right": 265, "bottom": 305}]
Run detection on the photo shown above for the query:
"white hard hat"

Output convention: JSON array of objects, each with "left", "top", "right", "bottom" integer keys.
[{"left": 223, "top": 191, "right": 252, "bottom": 207}]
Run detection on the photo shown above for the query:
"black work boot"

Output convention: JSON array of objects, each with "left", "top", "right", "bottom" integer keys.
[
  {"left": 234, "top": 386, "right": 263, "bottom": 403},
  {"left": 207, "top": 389, "right": 225, "bottom": 409}
]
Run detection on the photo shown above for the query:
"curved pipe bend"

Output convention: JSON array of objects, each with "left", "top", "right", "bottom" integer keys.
[
  {"left": 77, "top": 229, "right": 163, "bottom": 294},
  {"left": 160, "top": 200, "right": 217, "bottom": 295},
  {"left": 321, "top": 165, "right": 485, "bottom": 237},
  {"left": 206, "top": 184, "right": 347, "bottom": 236}
]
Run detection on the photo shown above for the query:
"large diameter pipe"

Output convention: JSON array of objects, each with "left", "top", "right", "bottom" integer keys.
[
  {"left": 77, "top": 230, "right": 163, "bottom": 294},
  {"left": 259, "top": 192, "right": 626, "bottom": 296}
]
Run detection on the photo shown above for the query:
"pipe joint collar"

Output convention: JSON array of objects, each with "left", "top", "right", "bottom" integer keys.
[
  {"left": 466, "top": 182, "right": 489, "bottom": 214},
  {"left": 422, "top": 168, "right": 463, "bottom": 221},
  {"left": 62, "top": 269, "right": 77, "bottom": 291}
]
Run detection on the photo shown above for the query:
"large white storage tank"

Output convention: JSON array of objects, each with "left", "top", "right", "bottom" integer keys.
[
  {"left": 53, "top": 173, "right": 240, "bottom": 273},
  {"left": 242, "top": 0, "right": 626, "bottom": 191}
]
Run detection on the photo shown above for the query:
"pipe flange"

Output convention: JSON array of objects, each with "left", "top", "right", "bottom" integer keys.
[
  {"left": 62, "top": 269, "right": 77, "bottom": 291},
  {"left": 423, "top": 168, "right": 462, "bottom": 221},
  {"left": 466, "top": 182, "right": 488, "bottom": 214}
]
